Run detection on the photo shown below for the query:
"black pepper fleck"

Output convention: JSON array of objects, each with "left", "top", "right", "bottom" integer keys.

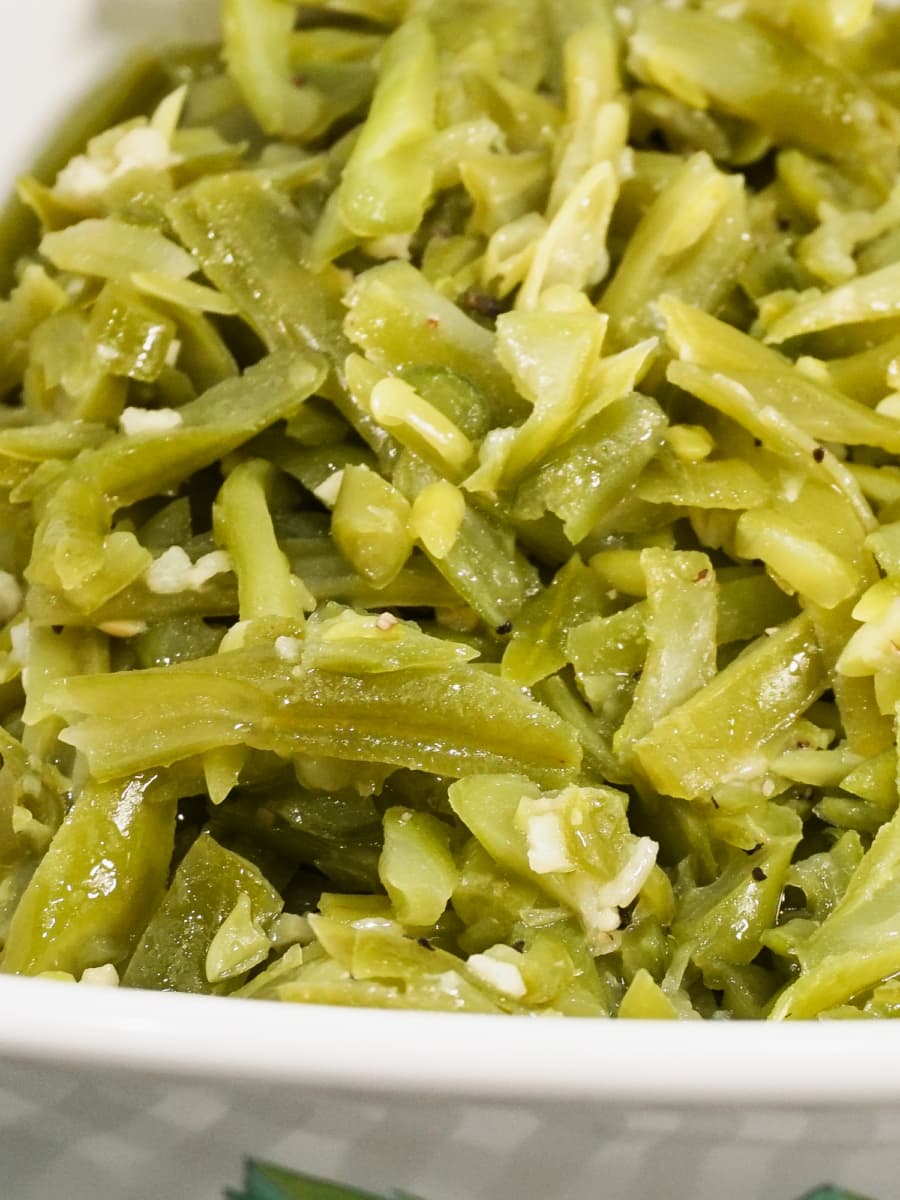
[
  {"left": 461, "top": 290, "right": 503, "bottom": 319},
  {"left": 812, "top": 446, "right": 825, "bottom": 463},
  {"left": 751, "top": 866, "right": 767, "bottom": 882}
]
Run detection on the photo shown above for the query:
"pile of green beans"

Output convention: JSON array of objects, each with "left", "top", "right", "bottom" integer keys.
[{"left": 1, "top": 0, "right": 900, "bottom": 1019}]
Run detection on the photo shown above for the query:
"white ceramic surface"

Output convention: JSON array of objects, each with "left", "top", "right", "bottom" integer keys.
[
  {"left": 0, "top": 0, "right": 219, "bottom": 183},
  {"left": 3, "top": 5, "right": 900, "bottom": 1199}
]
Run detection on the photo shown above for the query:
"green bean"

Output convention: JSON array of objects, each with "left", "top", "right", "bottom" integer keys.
[
  {"left": 771, "top": 804, "right": 900, "bottom": 1018},
  {"left": 501, "top": 555, "right": 609, "bottom": 688},
  {"left": 332, "top": 19, "right": 437, "bottom": 240},
  {"left": 52, "top": 642, "right": 581, "bottom": 785},
  {"left": 40, "top": 219, "right": 196, "bottom": 282},
  {"left": 395, "top": 453, "right": 541, "bottom": 628},
  {"left": 635, "top": 615, "right": 826, "bottom": 800},
  {"left": 214, "top": 459, "right": 312, "bottom": 621},
  {"left": 379, "top": 807, "right": 458, "bottom": 927},
  {"left": 630, "top": 7, "right": 899, "bottom": 168},
  {"left": 1, "top": 774, "right": 176, "bottom": 977},
  {"left": 345, "top": 260, "right": 526, "bottom": 425},
  {"left": 614, "top": 549, "right": 717, "bottom": 757},
  {"left": 330, "top": 464, "right": 413, "bottom": 589},
  {"left": 123, "top": 830, "right": 283, "bottom": 993},
  {"left": 600, "top": 153, "right": 750, "bottom": 348},
  {"left": 513, "top": 393, "right": 668, "bottom": 544}
]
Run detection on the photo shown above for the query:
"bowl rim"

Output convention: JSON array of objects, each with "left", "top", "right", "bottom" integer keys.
[{"left": 1, "top": 974, "right": 898, "bottom": 1105}]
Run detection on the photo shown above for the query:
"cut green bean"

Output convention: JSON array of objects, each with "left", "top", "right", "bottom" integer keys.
[
  {"left": 629, "top": 7, "right": 899, "bottom": 167},
  {"left": 123, "top": 830, "right": 283, "bottom": 993},
  {"left": 1, "top": 775, "right": 176, "bottom": 977},
  {"left": 634, "top": 615, "right": 827, "bottom": 801}
]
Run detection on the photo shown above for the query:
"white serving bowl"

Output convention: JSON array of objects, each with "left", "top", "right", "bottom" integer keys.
[
  {"left": 2, "top": 5, "right": 900, "bottom": 1199},
  {"left": 3, "top": 978, "right": 900, "bottom": 1200}
]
